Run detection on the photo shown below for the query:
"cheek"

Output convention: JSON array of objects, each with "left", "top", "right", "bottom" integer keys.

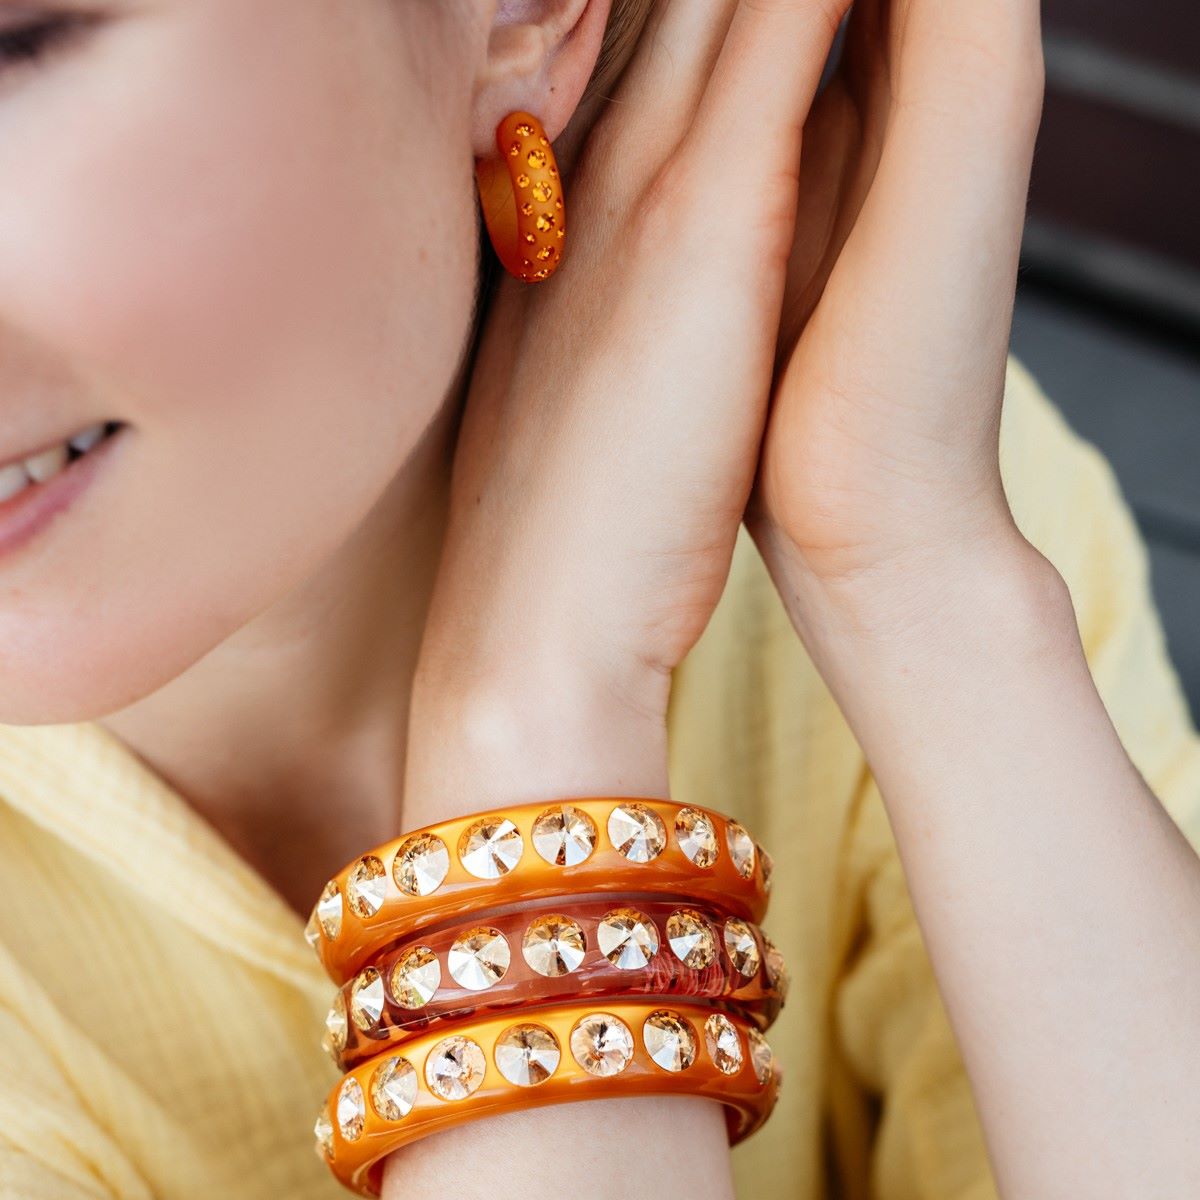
[{"left": 0, "top": 2, "right": 479, "bottom": 721}]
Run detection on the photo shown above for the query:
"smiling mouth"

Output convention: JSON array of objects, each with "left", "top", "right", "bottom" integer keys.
[{"left": 0, "top": 420, "right": 125, "bottom": 503}]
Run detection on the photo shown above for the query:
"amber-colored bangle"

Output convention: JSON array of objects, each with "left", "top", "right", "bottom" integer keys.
[
  {"left": 326, "top": 897, "right": 790, "bottom": 1070},
  {"left": 314, "top": 999, "right": 782, "bottom": 1196},
  {"left": 307, "top": 799, "right": 773, "bottom": 986}
]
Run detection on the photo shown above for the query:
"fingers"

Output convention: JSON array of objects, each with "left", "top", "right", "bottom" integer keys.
[
  {"left": 612, "top": 0, "right": 740, "bottom": 159},
  {"left": 682, "top": 0, "right": 852, "bottom": 179},
  {"left": 820, "top": 0, "right": 1044, "bottom": 391}
]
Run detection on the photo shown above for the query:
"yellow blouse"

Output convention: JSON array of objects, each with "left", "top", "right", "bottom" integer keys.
[{"left": 1, "top": 359, "right": 1197, "bottom": 1200}]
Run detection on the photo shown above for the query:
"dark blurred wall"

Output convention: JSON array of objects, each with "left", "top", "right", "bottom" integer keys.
[
  {"left": 1024, "top": 0, "right": 1200, "bottom": 325},
  {"left": 1011, "top": 0, "right": 1200, "bottom": 718}
]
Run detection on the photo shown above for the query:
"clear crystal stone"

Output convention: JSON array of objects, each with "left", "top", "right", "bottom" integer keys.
[
  {"left": 748, "top": 1027, "right": 774, "bottom": 1085},
  {"left": 723, "top": 917, "right": 761, "bottom": 978},
  {"left": 322, "top": 991, "right": 348, "bottom": 1061},
  {"left": 350, "top": 967, "right": 386, "bottom": 1032},
  {"left": 643, "top": 1009, "right": 696, "bottom": 1072},
  {"left": 370, "top": 1056, "right": 418, "bottom": 1120},
  {"left": 607, "top": 802, "right": 667, "bottom": 863},
  {"left": 336, "top": 1077, "right": 366, "bottom": 1141},
  {"left": 758, "top": 845, "right": 774, "bottom": 891},
  {"left": 726, "top": 821, "right": 756, "bottom": 879},
  {"left": 425, "top": 1035, "right": 487, "bottom": 1100},
  {"left": 316, "top": 881, "right": 342, "bottom": 940},
  {"left": 674, "top": 808, "right": 719, "bottom": 868},
  {"left": 522, "top": 914, "right": 586, "bottom": 977},
  {"left": 389, "top": 945, "right": 441, "bottom": 1009},
  {"left": 346, "top": 855, "right": 387, "bottom": 919},
  {"left": 313, "top": 1106, "right": 334, "bottom": 1160},
  {"left": 532, "top": 804, "right": 597, "bottom": 866},
  {"left": 704, "top": 1013, "right": 743, "bottom": 1075},
  {"left": 494, "top": 1023, "right": 560, "bottom": 1087},
  {"left": 597, "top": 907, "right": 659, "bottom": 969},
  {"left": 569, "top": 1012, "right": 634, "bottom": 1077},
  {"left": 665, "top": 908, "right": 716, "bottom": 969},
  {"left": 392, "top": 833, "right": 450, "bottom": 897},
  {"left": 763, "top": 935, "right": 789, "bottom": 1004},
  {"left": 448, "top": 926, "right": 510, "bottom": 990},
  {"left": 458, "top": 817, "right": 524, "bottom": 879},
  {"left": 303, "top": 908, "right": 321, "bottom": 950}
]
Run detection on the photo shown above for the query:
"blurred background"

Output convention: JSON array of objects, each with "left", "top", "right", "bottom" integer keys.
[{"left": 1011, "top": 0, "right": 1199, "bottom": 719}]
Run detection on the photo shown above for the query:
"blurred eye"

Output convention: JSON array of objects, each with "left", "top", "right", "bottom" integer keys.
[{"left": 0, "top": 11, "right": 91, "bottom": 74}]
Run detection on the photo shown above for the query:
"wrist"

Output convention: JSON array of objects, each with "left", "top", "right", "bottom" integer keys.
[
  {"left": 758, "top": 519, "right": 1082, "bottom": 692},
  {"left": 404, "top": 636, "right": 670, "bottom": 829}
]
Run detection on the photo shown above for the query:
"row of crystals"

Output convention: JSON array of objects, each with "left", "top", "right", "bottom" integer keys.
[
  {"left": 308, "top": 803, "right": 773, "bottom": 944},
  {"left": 325, "top": 907, "right": 787, "bottom": 1058},
  {"left": 316, "top": 1009, "right": 779, "bottom": 1155}
]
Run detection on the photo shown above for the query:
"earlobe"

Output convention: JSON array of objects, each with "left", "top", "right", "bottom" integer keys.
[{"left": 469, "top": 0, "right": 612, "bottom": 160}]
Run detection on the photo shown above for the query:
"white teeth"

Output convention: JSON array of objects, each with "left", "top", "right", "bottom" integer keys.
[
  {"left": 0, "top": 422, "right": 113, "bottom": 492},
  {"left": 23, "top": 443, "right": 69, "bottom": 484},
  {"left": 68, "top": 423, "right": 106, "bottom": 454},
  {"left": 0, "top": 463, "right": 29, "bottom": 503}
]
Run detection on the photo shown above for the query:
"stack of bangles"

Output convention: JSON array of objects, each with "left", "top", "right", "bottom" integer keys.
[{"left": 305, "top": 798, "right": 789, "bottom": 1195}]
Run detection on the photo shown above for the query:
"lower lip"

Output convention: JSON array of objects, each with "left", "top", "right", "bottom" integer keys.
[{"left": 0, "top": 427, "right": 126, "bottom": 563}]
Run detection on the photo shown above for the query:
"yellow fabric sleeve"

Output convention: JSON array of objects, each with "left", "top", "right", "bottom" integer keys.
[
  {"left": 832, "top": 358, "right": 1200, "bottom": 1200},
  {"left": 0, "top": 1001, "right": 151, "bottom": 1200}
]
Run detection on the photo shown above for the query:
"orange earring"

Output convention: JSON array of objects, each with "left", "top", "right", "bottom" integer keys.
[{"left": 475, "top": 111, "right": 566, "bottom": 284}]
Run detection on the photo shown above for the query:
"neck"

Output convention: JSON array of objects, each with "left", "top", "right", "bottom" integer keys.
[{"left": 101, "top": 391, "right": 460, "bottom": 919}]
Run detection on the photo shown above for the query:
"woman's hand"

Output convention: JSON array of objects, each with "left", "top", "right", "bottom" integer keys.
[
  {"left": 392, "top": 7, "right": 850, "bottom": 1200},
  {"left": 738, "top": 8, "right": 1200, "bottom": 1196},
  {"left": 407, "top": 0, "right": 851, "bottom": 817},
  {"left": 748, "top": 0, "right": 1047, "bottom": 651}
]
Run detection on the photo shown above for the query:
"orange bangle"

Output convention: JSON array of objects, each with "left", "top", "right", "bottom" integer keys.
[
  {"left": 326, "top": 898, "right": 789, "bottom": 1071},
  {"left": 307, "top": 799, "right": 773, "bottom": 986},
  {"left": 314, "top": 999, "right": 782, "bottom": 1196}
]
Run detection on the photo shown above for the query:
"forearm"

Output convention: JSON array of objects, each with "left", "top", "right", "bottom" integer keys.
[
  {"left": 380, "top": 634, "right": 737, "bottom": 1200},
  {"left": 765, "top": 530, "right": 1200, "bottom": 1197}
]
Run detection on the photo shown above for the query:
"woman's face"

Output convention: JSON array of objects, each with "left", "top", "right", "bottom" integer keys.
[{"left": 0, "top": 0, "right": 482, "bottom": 721}]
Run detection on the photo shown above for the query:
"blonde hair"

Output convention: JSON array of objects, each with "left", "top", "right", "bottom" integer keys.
[{"left": 586, "top": 0, "right": 657, "bottom": 103}]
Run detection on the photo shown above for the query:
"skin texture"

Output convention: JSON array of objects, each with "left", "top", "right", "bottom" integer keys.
[{"left": 0, "top": 3, "right": 1197, "bottom": 1200}]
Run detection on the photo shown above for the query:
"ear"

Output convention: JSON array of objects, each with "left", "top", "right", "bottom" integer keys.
[{"left": 470, "top": 0, "right": 614, "bottom": 159}]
